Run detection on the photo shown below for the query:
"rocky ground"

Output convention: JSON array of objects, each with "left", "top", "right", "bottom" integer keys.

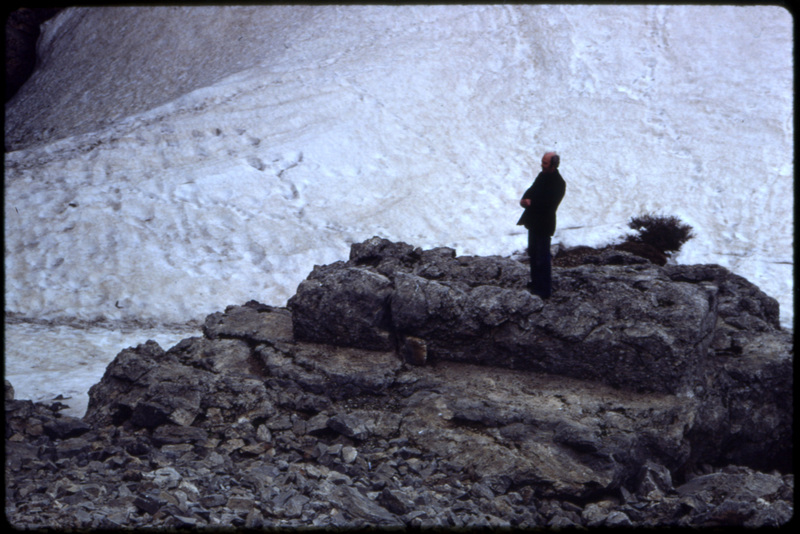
[{"left": 5, "top": 238, "right": 793, "bottom": 529}]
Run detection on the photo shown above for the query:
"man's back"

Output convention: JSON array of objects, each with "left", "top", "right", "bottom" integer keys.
[{"left": 517, "top": 169, "right": 566, "bottom": 236}]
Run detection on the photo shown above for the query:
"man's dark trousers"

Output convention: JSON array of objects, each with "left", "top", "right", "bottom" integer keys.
[{"left": 528, "top": 232, "right": 552, "bottom": 299}]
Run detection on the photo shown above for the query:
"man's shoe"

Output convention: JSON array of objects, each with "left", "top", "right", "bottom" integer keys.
[{"left": 526, "top": 283, "right": 550, "bottom": 299}]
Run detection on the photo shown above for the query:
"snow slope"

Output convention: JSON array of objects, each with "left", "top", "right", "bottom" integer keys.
[{"left": 4, "top": 5, "right": 794, "bottom": 416}]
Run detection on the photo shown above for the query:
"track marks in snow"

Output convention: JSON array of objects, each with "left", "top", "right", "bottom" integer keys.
[{"left": 4, "top": 110, "right": 319, "bottom": 324}]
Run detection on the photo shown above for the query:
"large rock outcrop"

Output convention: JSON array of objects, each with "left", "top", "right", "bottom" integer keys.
[
  {"left": 288, "top": 237, "right": 792, "bottom": 473},
  {"left": 290, "top": 238, "right": 723, "bottom": 395},
  {"left": 5, "top": 238, "right": 792, "bottom": 529}
]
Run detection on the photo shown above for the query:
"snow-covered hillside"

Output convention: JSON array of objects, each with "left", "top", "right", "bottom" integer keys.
[{"left": 4, "top": 5, "right": 794, "bottom": 416}]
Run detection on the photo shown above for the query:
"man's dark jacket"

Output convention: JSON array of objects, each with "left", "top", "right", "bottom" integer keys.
[{"left": 517, "top": 170, "right": 566, "bottom": 236}]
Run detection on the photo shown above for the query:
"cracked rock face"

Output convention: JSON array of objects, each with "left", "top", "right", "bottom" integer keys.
[
  {"left": 288, "top": 237, "right": 792, "bottom": 473},
  {"left": 5, "top": 238, "right": 793, "bottom": 529},
  {"left": 289, "top": 237, "right": 782, "bottom": 397}
]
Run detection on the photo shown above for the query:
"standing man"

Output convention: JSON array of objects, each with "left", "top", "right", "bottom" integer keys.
[{"left": 517, "top": 151, "right": 566, "bottom": 299}]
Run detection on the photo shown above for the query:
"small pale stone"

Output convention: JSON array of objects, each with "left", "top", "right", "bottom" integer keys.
[{"left": 342, "top": 446, "right": 358, "bottom": 464}]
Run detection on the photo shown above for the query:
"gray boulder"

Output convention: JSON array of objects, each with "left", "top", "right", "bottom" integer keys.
[
  {"left": 290, "top": 267, "right": 395, "bottom": 351},
  {"left": 84, "top": 334, "right": 276, "bottom": 430},
  {"left": 289, "top": 237, "right": 769, "bottom": 397}
]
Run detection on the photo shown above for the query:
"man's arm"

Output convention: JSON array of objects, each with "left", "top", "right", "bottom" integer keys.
[{"left": 520, "top": 182, "right": 535, "bottom": 208}]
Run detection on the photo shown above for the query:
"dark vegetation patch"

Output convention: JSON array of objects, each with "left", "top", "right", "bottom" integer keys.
[{"left": 554, "top": 214, "right": 694, "bottom": 267}]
